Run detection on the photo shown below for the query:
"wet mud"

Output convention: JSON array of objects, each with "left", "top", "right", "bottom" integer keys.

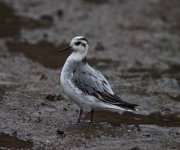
[
  {"left": 6, "top": 40, "right": 118, "bottom": 69},
  {"left": 0, "top": 1, "right": 52, "bottom": 38},
  {"left": 86, "top": 110, "right": 180, "bottom": 127},
  {"left": 6, "top": 40, "right": 69, "bottom": 69},
  {"left": 0, "top": 133, "right": 33, "bottom": 149},
  {"left": 0, "top": 0, "right": 180, "bottom": 149}
]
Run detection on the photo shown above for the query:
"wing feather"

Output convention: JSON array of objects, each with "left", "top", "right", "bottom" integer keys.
[{"left": 71, "top": 64, "right": 137, "bottom": 110}]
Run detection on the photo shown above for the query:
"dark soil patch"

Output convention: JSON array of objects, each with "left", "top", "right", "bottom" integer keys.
[
  {"left": 0, "top": 1, "right": 52, "bottom": 38},
  {"left": 86, "top": 110, "right": 180, "bottom": 127},
  {"left": 0, "top": 133, "right": 33, "bottom": 149}
]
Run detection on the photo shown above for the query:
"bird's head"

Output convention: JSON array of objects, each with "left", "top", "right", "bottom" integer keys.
[
  {"left": 59, "top": 36, "right": 89, "bottom": 54},
  {"left": 70, "top": 36, "right": 89, "bottom": 53}
]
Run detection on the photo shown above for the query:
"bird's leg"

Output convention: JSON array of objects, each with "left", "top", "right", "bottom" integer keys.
[
  {"left": 90, "top": 110, "right": 94, "bottom": 123},
  {"left": 77, "top": 109, "right": 83, "bottom": 124}
]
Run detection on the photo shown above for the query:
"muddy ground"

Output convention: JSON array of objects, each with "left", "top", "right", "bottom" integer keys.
[{"left": 0, "top": 0, "right": 180, "bottom": 149}]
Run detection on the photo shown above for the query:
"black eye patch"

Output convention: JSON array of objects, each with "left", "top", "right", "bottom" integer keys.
[
  {"left": 75, "top": 41, "right": 81, "bottom": 46},
  {"left": 81, "top": 43, "right": 86, "bottom": 47}
]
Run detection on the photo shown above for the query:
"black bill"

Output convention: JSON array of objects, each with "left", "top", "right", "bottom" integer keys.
[{"left": 58, "top": 46, "right": 71, "bottom": 52}]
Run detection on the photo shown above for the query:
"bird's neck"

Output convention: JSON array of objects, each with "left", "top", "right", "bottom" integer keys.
[
  {"left": 67, "top": 51, "right": 87, "bottom": 63},
  {"left": 61, "top": 52, "right": 87, "bottom": 77}
]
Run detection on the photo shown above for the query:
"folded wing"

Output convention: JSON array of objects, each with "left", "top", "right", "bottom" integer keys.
[{"left": 71, "top": 64, "right": 137, "bottom": 110}]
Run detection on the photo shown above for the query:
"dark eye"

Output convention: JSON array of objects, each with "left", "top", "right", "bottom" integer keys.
[
  {"left": 75, "top": 41, "right": 81, "bottom": 46},
  {"left": 81, "top": 43, "right": 86, "bottom": 47}
]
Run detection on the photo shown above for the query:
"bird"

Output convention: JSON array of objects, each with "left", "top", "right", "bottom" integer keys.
[{"left": 59, "top": 36, "right": 138, "bottom": 123}]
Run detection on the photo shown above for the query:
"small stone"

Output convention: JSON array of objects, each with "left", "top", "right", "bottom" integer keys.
[
  {"left": 56, "top": 129, "right": 64, "bottom": 135},
  {"left": 43, "top": 33, "right": 48, "bottom": 38},
  {"left": 12, "top": 130, "right": 17, "bottom": 136},
  {"left": 40, "top": 74, "right": 48, "bottom": 80},
  {"left": 129, "top": 146, "right": 141, "bottom": 150},
  {"left": 63, "top": 107, "right": 67, "bottom": 111},
  {"left": 39, "top": 14, "right": 53, "bottom": 24},
  {"left": 55, "top": 94, "right": 64, "bottom": 100},
  {"left": 27, "top": 133, "right": 31, "bottom": 136},
  {"left": 143, "top": 134, "right": 150, "bottom": 137},
  {"left": 40, "top": 102, "right": 46, "bottom": 106},
  {"left": 56, "top": 129, "right": 65, "bottom": 138},
  {"left": 45, "top": 94, "right": 63, "bottom": 101},
  {"left": 135, "top": 124, "right": 141, "bottom": 132},
  {"left": 56, "top": 9, "right": 64, "bottom": 18},
  {"left": 46, "top": 94, "right": 56, "bottom": 101}
]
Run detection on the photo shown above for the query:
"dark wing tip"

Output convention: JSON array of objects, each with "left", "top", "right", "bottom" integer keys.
[
  {"left": 120, "top": 103, "right": 138, "bottom": 111},
  {"left": 97, "top": 91, "right": 138, "bottom": 111}
]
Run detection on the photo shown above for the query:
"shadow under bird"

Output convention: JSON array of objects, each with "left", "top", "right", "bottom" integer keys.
[{"left": 59, "top": 36, "right": 138, "bottom": 123}]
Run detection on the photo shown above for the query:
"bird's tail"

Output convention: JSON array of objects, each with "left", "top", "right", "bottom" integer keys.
[
  {"left": 118, "top": 102, "right": 138, "bottom": 111},
  {"left": 97, "top": 91, "right": 138, "bottom": 111}
]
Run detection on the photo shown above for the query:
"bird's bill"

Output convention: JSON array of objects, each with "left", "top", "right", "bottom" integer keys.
[{"left": 58, "top": 46, "right": 71, "bottom": 52}]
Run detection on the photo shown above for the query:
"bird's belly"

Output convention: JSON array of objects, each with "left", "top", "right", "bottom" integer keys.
[
  {"left": 61, "top": 78, "right": 94, "bottom": 112},
  {"left": 60, "top": 74, "right": 114, "bottom": 112}
]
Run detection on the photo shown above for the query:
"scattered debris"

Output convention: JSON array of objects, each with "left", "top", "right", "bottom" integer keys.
[
  {"left": 45, "top": 94, "right": 64, "bottom": 101},
  {"left": 63, "top": 107, "right": 67, "bottom": 111},
  {"left": 56, "top": 129, "right": 65, "bottom": 138},
  {"left": 39, "top": 14, "right": 53, "bottom": 25},
  {"left": 40, "top": 74, "right": 48, "bottom": 80},
  {"left": 129, "top": 147, "right": 141, "bottom": 150},
  {"left": 56, "top": 9, "right": 64, "bottom": 18}
]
